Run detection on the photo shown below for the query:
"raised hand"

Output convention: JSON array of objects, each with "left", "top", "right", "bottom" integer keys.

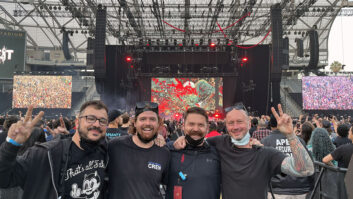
[
  {"left": 7, "top": 105, "right": 44, "bottom": 144},
  {"left": 271, "top": 104, "right": 294, "bottom": 135},
  {"left": 45, "top": 116, "right": 69, "bottom": 137}
]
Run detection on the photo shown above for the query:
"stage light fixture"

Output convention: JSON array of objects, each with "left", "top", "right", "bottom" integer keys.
[
  {"left": 125, "top": 56, "right": 133, "bottom": 62},
  {"left": 209, "top": 42, "right": 216, "bottom": 47},
  {"left": 242, "top": 57, "right": 248, "bottom": 62}
]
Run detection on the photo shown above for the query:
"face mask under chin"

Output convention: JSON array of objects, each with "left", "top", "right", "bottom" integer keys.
[{"left": 185, "top": 134, "right": 204, "bottom": 147}]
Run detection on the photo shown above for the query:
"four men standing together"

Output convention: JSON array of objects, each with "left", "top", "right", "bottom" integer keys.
[{"left": 0, "top": 100, "right": 314, "bottom": 199}]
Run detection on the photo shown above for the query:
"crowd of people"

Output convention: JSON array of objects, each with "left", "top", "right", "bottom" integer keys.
[
  {"left": 0, "top": 100, "right": 352, "bottom": 199},
  {"left": 302, "top": 76, "right": 353, "bottom": 110},
  {"left": 12, "top": 76, "right": 72, "bottom": 108}
]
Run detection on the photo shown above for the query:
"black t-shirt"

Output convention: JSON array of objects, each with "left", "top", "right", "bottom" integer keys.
[
  {"left": 108, "top": 135, "right": 170, "bottom": 199},
  {"left": 106, "top": 128, "right": 128, "bottom": 140},
  {"left": 207, "top": 135, "right": 286, "bottom": 199},
  {"left": 118, "top": 126, "right": 129, "bottom": 136},
  {"left": 333, "top": 137, "right": 352, "bottom": 148},
  {"left": 63, "top": 143, "right": 106, "bottom": 199},
  {"left": 331, "top": 143, "right": 353, "bottom": 168}
]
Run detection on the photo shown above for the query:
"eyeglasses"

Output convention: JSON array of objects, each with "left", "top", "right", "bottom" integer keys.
[
  {"left": 136, "top": 101, "right": 158, "bottom": 109},
  {"left": 224, "top": 102, "right": 248, "bottom": 114},
  {"left": 79, "top": 115, "right": 108, "bottom": 126}
]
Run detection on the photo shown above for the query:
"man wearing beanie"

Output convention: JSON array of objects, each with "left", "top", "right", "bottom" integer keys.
[{"left": 107, "top": 101, "right": 170, "bottom": 199}]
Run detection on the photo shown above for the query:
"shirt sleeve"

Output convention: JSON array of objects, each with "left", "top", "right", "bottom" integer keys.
[
  {"left": 265, "top": 147, "right": 287, "bottom": 176},
  {"left": 331, "top": 145, "right": 344, "bottom": 161}
]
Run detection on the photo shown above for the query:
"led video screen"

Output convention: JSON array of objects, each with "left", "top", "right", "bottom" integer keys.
[
  {"left": 302, "top": 76, "right": 353, "bottom": 110},
  {"left": 0, "top": 29, "right": 26, "bottom": 78},
  {"left": 151, "top": 78, "right": 223, "bottom": 118},
  {"left": 13, "top": 75, "right": 72, "bottom": 108}
]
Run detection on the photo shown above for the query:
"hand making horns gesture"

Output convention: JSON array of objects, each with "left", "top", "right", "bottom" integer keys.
[
  {"left": 7, "top": 105, "right": 44, "bottom": 145},
  {"left": 271, "top": 104, "right": 294, "bottom": 135}
]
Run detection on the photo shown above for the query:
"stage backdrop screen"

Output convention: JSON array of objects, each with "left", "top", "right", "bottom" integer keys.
[
  {"left": 302, "top": 76, "right": 353, "bottom": 110},
  {"left": 13, "top": 75, "right": 72, "bottom": 108},
  {"left": 0, "top": 29, "right": 26, "bottom": 78},
  {"left": 151, "top": 78, "right": 223, "bottom": 118}
]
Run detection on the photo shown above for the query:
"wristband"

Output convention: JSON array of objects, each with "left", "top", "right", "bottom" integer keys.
[{"left": 6, "top": 137, "right": 23, "bottom": 147}]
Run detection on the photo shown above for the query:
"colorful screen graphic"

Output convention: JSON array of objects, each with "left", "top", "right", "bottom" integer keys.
[
  {"left": 302, "top": 76, "right": 353, "bottom": 110},
  {"left": 13, "top": 75, "right": 72, "bottom": 108},
  {"left": 151, "top": 78, "right": 223, "bottom": 118}
]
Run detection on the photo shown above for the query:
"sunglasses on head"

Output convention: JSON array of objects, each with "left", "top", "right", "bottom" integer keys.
[
  {"left": 224, "top": 102, "right": 248, "bottom": 114},
  {"left": 136, "top": 101, "right": 158, "bottom": 110}
]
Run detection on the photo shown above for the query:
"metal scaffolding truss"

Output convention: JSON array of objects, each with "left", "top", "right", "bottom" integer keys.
[{"left": 0, "top": 0, "right": 351, "bottom": 66}]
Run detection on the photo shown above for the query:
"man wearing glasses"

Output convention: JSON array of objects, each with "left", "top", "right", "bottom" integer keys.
[
  {"left": 107, "top": 101, "right": 170, "bottom": 199},
  {"left": 174, "top": 103, "right": 314, "bottom": 199},
  {"left": 0, "top": 100, "right": 109, "bottom": 199}
]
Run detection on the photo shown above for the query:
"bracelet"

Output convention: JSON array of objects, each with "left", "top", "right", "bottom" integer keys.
[{"left": 6, "top": 137, "right": 23, "bottom": 147}]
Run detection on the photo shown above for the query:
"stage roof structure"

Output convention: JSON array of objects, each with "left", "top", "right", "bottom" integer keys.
[{"left": 0, "top": 0, "right": 352, "bottom": 67}]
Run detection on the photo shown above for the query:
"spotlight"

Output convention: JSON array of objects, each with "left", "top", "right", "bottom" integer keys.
[{"left": 125, "top": 56, "right": 133, "bottom": 63}]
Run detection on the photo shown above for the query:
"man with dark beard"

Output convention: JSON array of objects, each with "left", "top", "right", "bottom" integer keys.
[
  {"left": 107, "top": 101, "right": 170, "bottom": 199},
  {"left": 165, "top": 107, "right": 220, "bottom": 199},
  {"left": 0, "top": 100, "right": 109, "bottom": 199}
]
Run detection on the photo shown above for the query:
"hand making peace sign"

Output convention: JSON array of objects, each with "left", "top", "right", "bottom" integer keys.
[
  {"left": 271, "top": 104, "right": 294, "bottom": 136},
  {"left": 7, "top": 105, "right": 44, "bottom": 145}
]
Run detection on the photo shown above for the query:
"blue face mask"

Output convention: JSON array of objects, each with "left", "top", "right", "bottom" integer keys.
[{"left": 231, "top": 132, "right": 250, "bottom": 146}]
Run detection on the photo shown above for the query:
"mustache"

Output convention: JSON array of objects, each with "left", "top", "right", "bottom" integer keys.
[
  {"left": 188, "top": 130, "right": 204, "bottom": 137},
  {"left": 88, "top": 126, "right": 103, "bottom": 133}
]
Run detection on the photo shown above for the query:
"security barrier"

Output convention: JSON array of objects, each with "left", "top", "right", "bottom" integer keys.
[{"left": 309, "top": 161, "right": 348, "bottom": 199}]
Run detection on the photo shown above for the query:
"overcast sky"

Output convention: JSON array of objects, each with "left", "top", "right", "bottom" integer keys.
[{"left": 327, "top": 12, "right": 353, "bottom": 71}]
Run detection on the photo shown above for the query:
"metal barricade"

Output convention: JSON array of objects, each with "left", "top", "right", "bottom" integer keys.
[{"left": 309, "top": 161, "right": 348, "bottom": 199}]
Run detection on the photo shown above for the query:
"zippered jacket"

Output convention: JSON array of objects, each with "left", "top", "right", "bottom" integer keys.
[{"left": 0, "top": 135, "right": 108, "bottom": 199}]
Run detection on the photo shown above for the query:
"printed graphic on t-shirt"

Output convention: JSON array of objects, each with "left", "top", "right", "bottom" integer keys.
[
  {"left": 70, "top": 171, "right": 101, "bottom": 199},
  {"left": 275, "top": 139, "right": 292, "bottom": 157},
  {"left": 65, "top": 160, "right": 106, "bottom": 199}
]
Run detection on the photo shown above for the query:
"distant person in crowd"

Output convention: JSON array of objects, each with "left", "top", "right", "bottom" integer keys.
[
  {"left": 308, "top": 128, "right": 336, "bottom": 163},
  {"left": 300, "top": 122, "right": 315, "bottom": 145},
  {"left": 216, "top": 121, "right": 226, "bottom": 134},
  {"left": 323, "top": 126, "right": 353, "bottom": 168},
  {"left": 166, "top": 107, "right": 220, "bottom": 199},
  {"left": 117, "top": 113, "right": 130, "bottom": 136},
  {"left": 249, "top": 117, "right": 258, "bottom": 136},
  {"left": 106, "top": 109, "right": 123, "bottom": 139},
  {"left": 0, "top": 101, "right": 109, "bottom": 199},
  {"left": 173, "top": 103, "right": 314, "bottom": 199},
  {"left": 107, "top": 101, "right": 170, "bottom": 199},
  {"left": 252, "top": 118, "right": 272, "bottom": 141},
  {"left": 205, "top": 122, "right": 221, "bottom": 138},
  {"left": 333, "top": 123, "right": 352, "bottom": 147},
  {"left": 322, "top": 119, "right": 337, "bottom": 140},
  {"left": 262, "top": 116, "right": 314, "bottom": 199}
]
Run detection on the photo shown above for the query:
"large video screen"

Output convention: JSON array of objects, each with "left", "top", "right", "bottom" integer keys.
[
  {"left": 151, "top": 78, "right": 223, "bottom": 118},
  {"left": 0, "top": 29, "right": 26, "bottom": 78},
  {"left": 13, "top": 76, "right": 72, "bottom": 108},
  {"left": 302, "top": 76, "right": 353, "bottom": 110}
]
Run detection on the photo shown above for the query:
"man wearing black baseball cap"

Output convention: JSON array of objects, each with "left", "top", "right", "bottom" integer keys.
[
  {"left": 106, "top": 109, "right": 126, "bottom": 139},
  {"left": 107, "top": 101, "right": 170, "bottom": 199}
]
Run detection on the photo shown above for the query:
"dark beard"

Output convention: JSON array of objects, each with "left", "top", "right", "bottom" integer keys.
[
  {"left": 78, "top": 126, "right": 103, "bottom": 153},
  {"left": 137, "top": 131, "right": 158, "bottom": 144}
]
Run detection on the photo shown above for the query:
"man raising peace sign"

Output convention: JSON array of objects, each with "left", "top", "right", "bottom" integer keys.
[
  {"left": 173, "top": 103, "right": 314, "bottom": 199},
  {"left": 0, "top": 100, "right": 109, "bottom": 199}
]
